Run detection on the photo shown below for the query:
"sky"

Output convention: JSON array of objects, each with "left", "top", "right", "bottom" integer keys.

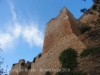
[{"left": 0, "top": 0, "right": 93, "bottom": 74}]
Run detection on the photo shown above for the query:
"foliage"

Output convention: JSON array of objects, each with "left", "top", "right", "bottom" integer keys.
[
  {"left": 94, "top": 0, "right": 100, "bottom": 4},
  {"left": 73, "top": 71, "right": 87, "bottom": 75},
  {"left": 13, "top": 64, "right": 16, "bottom": 66},
  {"left": 45, "top": 71, "right": 51, "bottom": 75},
  {"left": 66, "top": 71, "right": 87, "bottom": 75},
  {"left": 92, "top": 4, "right": 97, "bottom": 10},
  {"left": 0, "top": 45, "right": 8, "bottom": 75},
  {"left": 80, "top": 46, "right": 100, "bottom": 58},
  {"left": 38, "top": 53, "right": 42, "bottom": 58},
  {"left": 59, "top": 48, "right": 78, "bottom": 70},
  {"left": 56, "top": 71, "right": 67, "bottom": 75},
  {"left": 21, "top": 62, "right": 25, "bottom": 66},
  {"left": 80, "top": 8, "right": 87, "bottom": 13},
  {"left": 89, "top": 11, "right": 93, "bottom": 14},
  {"left": 32, "top": 57, "right": 36, "bottom": 63},
  {"left": 27, "top": 65, "right": 31, "bottom": 70},
  {"left": 79, "top": 24, "right": 91, "bottom": 34},
  {"left": 56, "top": 71, "right": 87, "bottom": 75}
]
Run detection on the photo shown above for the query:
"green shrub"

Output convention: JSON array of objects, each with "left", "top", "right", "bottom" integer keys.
[
  {"left": 38, "top": 53, "right": 42, "bottom": 58},
  {"left": 33, "top": 57, "right": 36, "bottom": 63},
  {"left": 13, "top": 64, "right": 16, "bottom": 66},
  {"left": 73, "top": 71, "right": 87, "bottom": 75},
  {"left": 45, "top": 71, "right": 51, "bottom": 75},
  {"left": 66, "top": 71, "right": 87, "bottom": 75},
  {"left": 80, "top": 46, "right": 100, "bottom": 58},
  {"left": 59, "top": 48, "right": 78, "bottom": 70},
  {"left": 21, "top": 62, "right": 25, "bottom": 66},
  {"left": 89, "top": 11, "right": 93, "bottom": 14},
  {"left": 94, "top": 0, "right": 100, "bottom": 4},
  {"left": 56, "top": 70, "right": 68, "bottom": 75},
  {"left": 27, "top": 65, "right": 31, "bottom": 70},
  {"left": 67, "top": 72, "right": 74, "bottom": 75},
  {"left": 79, "top": 25, "right": 91, "bottom": 34},
  {"left": 92, "top": 5, "right": 97, "bottom": 10},
  {"left": 56, "top": 71, "right": 87, "bottom": 75}
]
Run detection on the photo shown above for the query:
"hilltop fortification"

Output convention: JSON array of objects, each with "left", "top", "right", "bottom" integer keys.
[{"left": 9, "top": 3, "right": 100, "bottom": 75}]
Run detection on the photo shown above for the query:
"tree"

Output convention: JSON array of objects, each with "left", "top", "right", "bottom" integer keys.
[
  {"left": 80, "top": 0, "right": 99, "bottom": 13},
  {"left": 80, "top": 8, "right": 87, "bottom": 13},
  {"left": 0, "top": 44, "right": 8, "bottom": 75}
]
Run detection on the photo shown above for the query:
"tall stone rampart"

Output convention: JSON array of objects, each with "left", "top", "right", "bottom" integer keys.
[{"left": 9, "top": 7, "right": 86, "bottom": 75}]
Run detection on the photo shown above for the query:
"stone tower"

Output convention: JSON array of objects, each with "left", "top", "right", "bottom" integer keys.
[
  {"left": 43, "top": 7, "right": 85, "bottom": 54},
  {"left": 9, "top": 7, "right": 86, "bottom": 75}
]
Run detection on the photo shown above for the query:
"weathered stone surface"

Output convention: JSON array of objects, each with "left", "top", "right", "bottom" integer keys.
[
  {"left": 9, "top": 60, "right": 31, "bottom": 75},
  {"left": 43, "top": 7, "right": 82, "bottom": 54},
  {"left": 10, "top": 7, "right": 100, "bottom": 75}
]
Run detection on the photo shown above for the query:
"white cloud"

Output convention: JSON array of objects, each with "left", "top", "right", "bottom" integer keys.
[
  {"left": 8, "top": 1, "right": 17, "bottom": 21},
  {"left": 22, "top": 23, "right": 43, "bottom": 46},
  {"left": 0, "top": 1, "right": 44, "bottom": 51},
  {"left": 0, "top": 31, "right": 14, "bottom": 51}
]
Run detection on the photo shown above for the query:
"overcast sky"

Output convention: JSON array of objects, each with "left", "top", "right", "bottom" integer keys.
[{"left": 0, "top": 0, "right": 93, "bottom": 73}]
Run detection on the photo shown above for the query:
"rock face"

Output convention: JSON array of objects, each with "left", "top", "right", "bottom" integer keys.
[{"left": 9, "top": 4, "right": 100, "bottom": 75}]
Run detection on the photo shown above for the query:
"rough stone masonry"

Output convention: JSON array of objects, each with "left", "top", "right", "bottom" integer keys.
[{"left": 9, "top": 7, "right": 86, "bottom": 75}]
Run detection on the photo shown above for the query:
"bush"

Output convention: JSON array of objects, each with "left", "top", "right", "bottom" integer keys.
[
  {"left": 33, "top": 57, "right": 36, "bottom": 63},
  {"left": 59, "top": 48, "right": 78, "bottom": 70},
  {"left": 79, "top": 25, "right": 91, "bottom": 34},
  {"left": 89, "top": 12, "right": 93, "bottom": 14},
  {"left": 66, "top": 71, "right": 87, "bottom": 75},
  {"left": 45, "top": 71, "right": 51, "bottom": 75},
  {"left": 73, "top": 71, "right": 87, "bottom": 75},
  {"left": 56, "top": 71, "right": 87, "bottom": 75},
  {"left": 13, "top": 64, "right": 16, "bottom": 66},
  {"left": 94, "top": 0, "right": 100, "bottom": 4},
  {"left": 38, "top": 53, "right": 42, "bottom": 58},
  {"left": 56, "top": 71, "right": 63, "bottom": 75},
  {"left": 80, "top": 46, "right": 100, "bottom": 58},
  {"left": 92, "top": 5, "right": 97, "bottom": 10},
  {"left": 27, "top": 65, "right": 31, "bottom": 70},
  {"left": 21, "top": 62, "right": 25, "bottom": 66}
]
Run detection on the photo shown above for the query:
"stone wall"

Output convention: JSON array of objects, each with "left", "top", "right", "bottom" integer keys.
[
  {"left": 9, "top": 59, "right": 31, "bottom": 75},
  {"left": 43, "top": 7, "right": 82, "bottom": 54},
  {"left": 9, "top": 7, "right": 86, "bottom": 75},
  {"left": 27, "top": 7, "right": 86, "bottom": 75}
]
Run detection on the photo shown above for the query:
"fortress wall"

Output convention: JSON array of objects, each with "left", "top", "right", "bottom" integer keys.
[
  {"left": 28, "top": 34, "right": 86, "bottom": 75},
  {"left": 9, "top": 7, "right": 86, "bottom": 75}
]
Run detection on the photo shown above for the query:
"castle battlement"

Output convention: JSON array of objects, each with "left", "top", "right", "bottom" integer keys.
[{"left": 10, "top": 7, "right": 87, "bottom": 75}]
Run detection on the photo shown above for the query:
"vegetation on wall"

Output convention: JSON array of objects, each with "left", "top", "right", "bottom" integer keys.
[
  {"left": 66, "top": 71, "right": 87, "bottom": 75},
  {"left": 56, "top": 48, "right": 87, "bottom": 75},
  {"left": 27, "top": 65, "right": 31, "bottom": 70},
  {"left": 56, "top": 71, "right": 66, "bottom": 75},
  {"left": 45, "top": 71, "right": 51, "bottom": 75},
  {"left": 59, "top": 48, "right": 78, "bottom": 70},
  {"left": 32, "top": 57, "right": 36, "bottom": 63},
  {"left": 79, "top": 24, "right": 91, "bottom": 34},
  {"left": 13, "top": 64, "right": 16, "bottom": 66},
  {"left": 38, "top": 53, "right": 42, "bottom": 58},
  {"left": 80, "top": 46, "right": 100, "bottom": 58},
  {"left": 21, "top": 62, "right": 25, "bottom": 66},
  {"left": 92, "top": 4, "right": 97, "bottom": 10}
]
